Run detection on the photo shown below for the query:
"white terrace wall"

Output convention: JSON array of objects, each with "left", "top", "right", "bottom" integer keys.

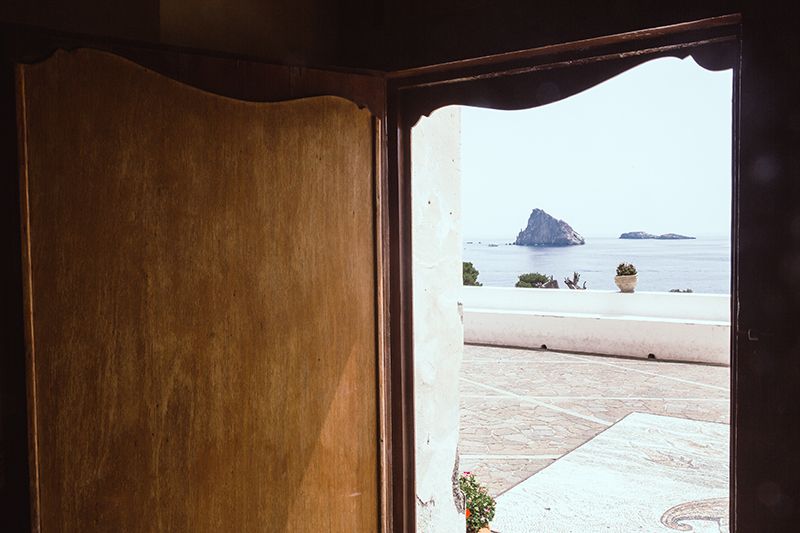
[
  {"left": 412, "top": 107, "right": 465, "bottom": 532},
  {"left": 463, "top": 286, "right": 731, "bottom": 365}
]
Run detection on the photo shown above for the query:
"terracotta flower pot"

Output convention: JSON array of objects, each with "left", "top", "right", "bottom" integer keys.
[
  {"left": 477, "top": 527, "right": 491, "bottom": 533},
  {"left": 614, "top": 274, "right": 638, "bottom": 293}
]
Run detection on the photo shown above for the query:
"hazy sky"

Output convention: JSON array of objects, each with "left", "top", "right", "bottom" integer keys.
[{"left": 459, "top": 57, "right": 733, "bottom": 239}]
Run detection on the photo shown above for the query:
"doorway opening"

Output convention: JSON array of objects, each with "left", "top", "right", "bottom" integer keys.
[{"left": 409, "top": 49, "right": 735, "bottom": 532}]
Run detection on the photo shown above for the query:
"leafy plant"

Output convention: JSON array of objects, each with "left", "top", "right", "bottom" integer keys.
[
  {"left": 616, "top": 263, "right": 637, "bottom": 276},
  {"left": 564, "top": 272, "right": 587, "bottom": 290},
  {"left": 459, "top": 472, "right": 495, "bottom": 532},
  {"left": 463, "top": 262, "right": 483, "bottom": 286},
  {"left": 515, "top": 272, "right": 558, "bottom": 288}
]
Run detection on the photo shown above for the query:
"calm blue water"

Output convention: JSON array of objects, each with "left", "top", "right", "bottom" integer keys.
[{"left": 463, "top": 236, "right": 731, "bottom": 294}]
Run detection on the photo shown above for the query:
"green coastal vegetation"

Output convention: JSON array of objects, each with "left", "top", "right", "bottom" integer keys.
[
  {"left": 463, "top": 262, "right": 482, "bottom": 286},
  {"left": 515, "top": 272, "right": 557, "bottom": 288}
]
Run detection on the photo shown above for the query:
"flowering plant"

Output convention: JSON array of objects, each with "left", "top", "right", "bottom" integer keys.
[{"left": 459, "top": 472, "right": 495, "bottom": 532}]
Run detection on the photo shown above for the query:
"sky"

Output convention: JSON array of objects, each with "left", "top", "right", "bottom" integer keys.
[{"left": 457, "top": 56, "right": 733, "bottom": 240}]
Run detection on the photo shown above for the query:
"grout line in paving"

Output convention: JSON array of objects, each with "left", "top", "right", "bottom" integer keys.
[
  {"left": 460, "top": 394, "right": 730, "bottom": 401},
  {"left": 557, "top": 352, "right": 731, "bottom": 392},
  {"left": 460, "top": 377, "right": 613, "bottom": 426},
  {"left": 468, "top": 359, "right": 611, "bottom": 364},
  {"left": 460, "top": 454, "right": 561, "bottom": 460}
]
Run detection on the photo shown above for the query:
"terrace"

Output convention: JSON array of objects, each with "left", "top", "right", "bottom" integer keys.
[{"left": 459, "top": 339, "right": 729, "bottom": 531}]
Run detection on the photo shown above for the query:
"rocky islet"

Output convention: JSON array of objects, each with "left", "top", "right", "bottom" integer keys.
[{"left": 514, "top": 208, "right": 585, "bottom": 246}]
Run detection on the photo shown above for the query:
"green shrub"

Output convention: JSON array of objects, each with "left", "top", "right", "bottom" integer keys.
[
  {"left": 616, "top": 262, "right": 637, "bottom": 276},
  {"left": 463, "top": 262, "right": 482, "bottom": 286},
  {"left": 515, "top": 272, "right": 557, "bottom": 288},
  {"left": 459, "top": 472, "right": 496, "bottom": 532}
]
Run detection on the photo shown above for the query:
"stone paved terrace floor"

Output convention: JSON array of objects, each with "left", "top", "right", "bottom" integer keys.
[{"left": 459, "top": 344, "right": 730, "bottom": 497}]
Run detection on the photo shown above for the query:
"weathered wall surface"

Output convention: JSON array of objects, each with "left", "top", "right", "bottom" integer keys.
[
  {"left": 379, "top": 0, "right": 741, "bottom": 70},
  {"left": 0, "top": 0, "right": 346, "bottom": 67},
  {"left": 412, "top": 107, "right": 464, "bottom": 532},
  {"left": 0, "top": 2, "right": 742, "bottom": 71},
  {"left": 463, "top": 287, "right": 731, "bottom": 365},
  {"left": 159, "top": 0, "right": 338, "bottom": 65},
  {"left": 0, "top": 0, "right": 160, "bottom": 42}
]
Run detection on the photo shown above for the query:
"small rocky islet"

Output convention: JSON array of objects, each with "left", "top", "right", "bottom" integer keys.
[
  {"left": 510, "top": 209, "right": 695, "bottom": 247},
  {"left": 514, "top": 208, "right": 585, "bottom": 246},
  {"left": 619, "top": 231, "right": 695, "bottom": 240}
]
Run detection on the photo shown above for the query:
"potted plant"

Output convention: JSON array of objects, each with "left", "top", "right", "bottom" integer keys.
[
  {"left": 615, "top": 262, "right": 638, "bottom": 293},
  {"left": 459, "top": 472, "right": 496, "bottom": 533}
]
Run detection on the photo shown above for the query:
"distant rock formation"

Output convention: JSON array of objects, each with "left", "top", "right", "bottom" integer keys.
[
  {"left": 658, "top": 233, "right": 696, "bottom": 240},
  {"left": 515, "top": 209, "right": 585, "bottom": 246},
  {"left": 620, "top": 231, "right": 696, "bottom": 240}
]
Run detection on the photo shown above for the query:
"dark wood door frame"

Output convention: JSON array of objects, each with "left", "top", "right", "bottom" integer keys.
[
  {"left": 385, "top": 14, "right": 741, "bottom": 533},
  {"left": 0, "top": 15, "right": 750, "bottom": 533}
]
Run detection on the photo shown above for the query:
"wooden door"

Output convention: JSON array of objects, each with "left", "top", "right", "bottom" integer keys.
[{"left": 17, "top": 49, "right": 379, "bottom": 532}]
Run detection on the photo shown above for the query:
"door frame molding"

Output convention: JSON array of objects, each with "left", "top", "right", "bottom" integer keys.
[{"left": 385, "top": 14, "right": 741, "bottom": 532}]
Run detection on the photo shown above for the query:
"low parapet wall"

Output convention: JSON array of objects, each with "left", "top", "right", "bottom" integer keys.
[{"left": 462, "top": 287, "right": 730, "bottom": 365}]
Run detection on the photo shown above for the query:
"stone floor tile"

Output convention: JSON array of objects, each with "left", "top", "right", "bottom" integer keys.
[
  {"left": 464, "top": 359, "right": 729, "bottom": 400},
  {"left": 458, "top": 344, "right": 731, "bottom": 504},
  {"left": 459, "top": 397, "right": 606, "bottom": 455},
  {"left": 458, "top": 457, "right": 557, "bottom": 497},
  {"left": 546, "top": 398, "right": 730, "bottom": 425}
]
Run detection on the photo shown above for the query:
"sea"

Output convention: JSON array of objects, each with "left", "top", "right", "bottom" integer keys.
[{"left": 463, "top": 236, "right": 731, "bottom": 294}]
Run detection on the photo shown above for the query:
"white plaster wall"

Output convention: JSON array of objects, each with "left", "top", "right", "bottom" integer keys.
[
  {"left": 412, "top": 107, "right": 465, "bottom": 532},
  {"left": 462, "top": 286, "right": 730, "bottom": 322},
  {"left": 463, "top": 287, "right": 731, "bottom": 365}
]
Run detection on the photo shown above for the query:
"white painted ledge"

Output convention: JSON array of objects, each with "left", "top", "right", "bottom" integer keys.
[{"left": 462, "top": 286, "right": 730, "bottom": 365}]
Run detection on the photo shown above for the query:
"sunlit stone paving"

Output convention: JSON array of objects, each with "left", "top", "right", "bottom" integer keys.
[{"left": 458, "top": 344, "right": 730, "bottom": 497}]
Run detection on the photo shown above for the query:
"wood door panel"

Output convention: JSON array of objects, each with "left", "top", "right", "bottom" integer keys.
[{"left": 17, "top": 49, "right": 378, "bottom": 532}]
